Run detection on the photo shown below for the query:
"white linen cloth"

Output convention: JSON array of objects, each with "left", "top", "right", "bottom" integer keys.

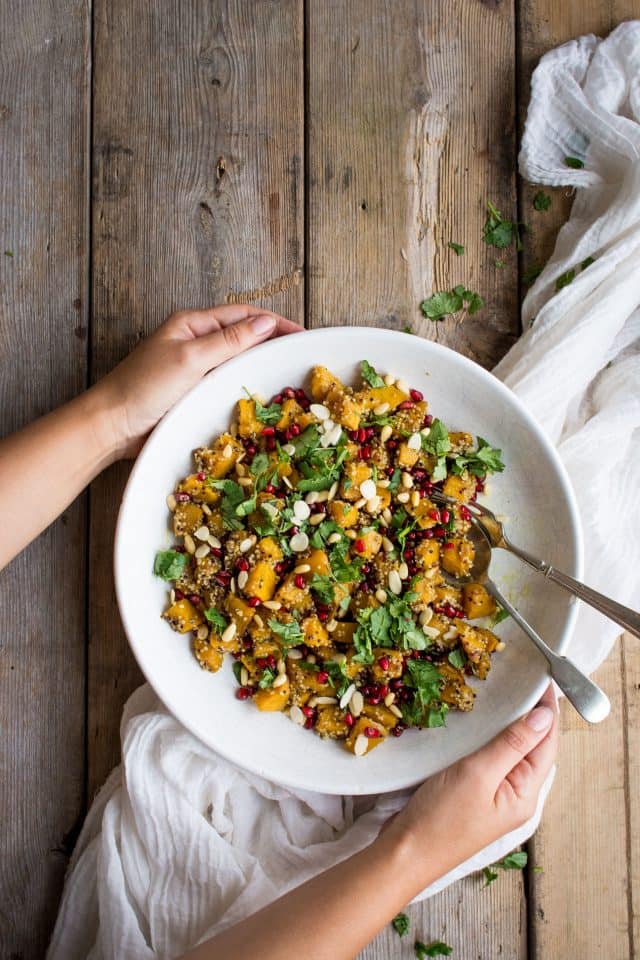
[{"left": 48, "top": 21, "right": 640, "bottom": 959}]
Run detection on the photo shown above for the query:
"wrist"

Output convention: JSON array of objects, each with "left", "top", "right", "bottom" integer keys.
[
  {"left": 74, "top": 382, "right": 124, "bottom": 469},
  {"left": 369, "top": 817, "right": 442, "bottom": 901}
]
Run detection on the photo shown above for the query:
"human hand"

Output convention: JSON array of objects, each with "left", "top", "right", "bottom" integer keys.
[
  {"left": 385, "top": 684, "right": 558, "bottom": 885},
  {"left": 93, "top": 304, "right": 302, "bottom": 460}
]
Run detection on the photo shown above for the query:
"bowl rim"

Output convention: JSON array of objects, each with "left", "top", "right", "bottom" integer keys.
[{"left": 114, "top": 326, "right": 584, "bottom": 793}]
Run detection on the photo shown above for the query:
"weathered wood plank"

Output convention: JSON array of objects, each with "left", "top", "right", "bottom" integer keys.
[
  {"left": 0, "top": 1, "right": 90, "bottom": 957},
  {"left": 307, "top": 0, "right": 520, "bottom": 368},
  {"left": 305, "top": 2, "right": 524, "bottom": 957},
  {"left": 88, "top": 0, "right": 304, "bottom": 798},
  {"left": 622, "top": 635, "right": 640, "bottom": 955}
]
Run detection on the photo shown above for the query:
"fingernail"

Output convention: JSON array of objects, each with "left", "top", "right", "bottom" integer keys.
[
  {"left": 526, "top": 705, "right": 554, "bottom": 731},
  {"left": 251, "top": 314, "right": 276, "bottom": 336}
]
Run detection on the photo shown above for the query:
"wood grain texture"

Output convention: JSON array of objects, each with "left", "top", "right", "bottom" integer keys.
[
  {"left": 88, "top": 0, "right": 304, "bottom": 798},
  {"left": 0, "top": 1, "right": 90, "bottom": 957},
  {"left": 306, "top": 0, "right": 520, "bottom": 369},
  {"left": 306, "top": 2, "right": 525, "bottom": 957},
  {"left": 517, "top": 6, "right": 640, "bottom": 957}
]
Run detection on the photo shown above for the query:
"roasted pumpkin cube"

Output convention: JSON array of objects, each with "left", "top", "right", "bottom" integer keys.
[
  {"left": 193, "top": 640, "right": 224, "bottom": 672},
  {"left": 255, "top": 536, "right": 284, "bottom": 564},
  {"left": 276, "top": 398, "right": 307, "bottom": 430},
  {"left": 355, "top": 383, "right": 408, "bottom": 411},
  {"left": 397, "top": 442, "right": 419, "bottom": 468},
  {"left": 362, "top": 702, "right": 399, "bottom": 730},
  {"left": 448, "top": 431, "right": 474, "bottom": 454},
  {"left": 302, "top": 616, "right": 329, "bottom": 648},
  {"left": 237, "top": 398, "right": 263, "bottom": 438},
  {"left": 354, "top": 530, "right": 382, "bottom": 560},
  {"left": 475, "top": 626, "right": 500, "bottom": 653},
  {"left": 315, "top": 705, "right": 350, "bottom": 739},
  {"left": 176, "top": 474, "right": 220, "bottom": 505},
  {"left": 344, "top": 716, "right": 387, "bottom": 755},
  {"left": 438, "top": 662, "right": 475, "bottom": 711},
  {"left": 416, "top": 540, "right": 440, "bottom": 568},
  {"left": 275, "top": 573, "right": 314, "bottom": 613},
  {"left": 306, "top": 549, "right": 332, "bottom": 578},
  {"left": 407, "top": 496, "right": 441, "bottom": 529},
  {"left": 331, "top": 622, "right": 356, "bottom": 645},
  {"left": 441, "top": 538, "right": 475, "bottom": 578},
  {"left": 225, "top": 593, "right": 255, "bottom": 637},
  {"left": 434, "top": 584, "right": 463, "bottom": 609},
  {"left": 411, "top": 575, "right": 438, "bottom": 607},
  {"left": 457, "top": 623, "right": 489, "bottom": 663},
  {"left": 195, "top": 433, "right": 243, "bottom": 479},
  {"left": 340, "top": 460, "right": 372, "bottom": 500},
  {"left": 370, "top": 648, "right": 404, "bottom": 680},
  {"left": 163, "top": 598, "right": 203, "bottom": 633},
  {"left": 244, "top": 560, "right": 277, "bottom": 601},
  {"left": 462, "top": 583, "right": 496, "bottom": 619},
  {"left": 442, "top": 472, "right": 476, "bottom": 502},
  {"left": 328, "top": 500, "right": 359, "bottom": 527},
  {"left": 253, "top": 678, "right": 290, "bottom": 711},
  {"left": 172, "top": 501, "right": 205, "bottom": 537},
  {"left": 310, "top": 365, "right": 343, "bottom": 401},
  {"left": 324, "top": 384, "right": 364, "bottom": 431}
]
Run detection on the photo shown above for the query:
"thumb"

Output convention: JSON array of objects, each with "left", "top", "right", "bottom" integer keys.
[
  {"left": 191, "top": 314, "right": 277, "bottom": 370},
  {"left": 475, "top": 700, "right": 555, "bottom": 782}
]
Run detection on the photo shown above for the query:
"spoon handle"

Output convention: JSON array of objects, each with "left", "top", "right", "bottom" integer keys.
[
  {"left": 485, "top": 579, "right": 611, "bottom": 725},
  {"left": 503, "top": 540, "right": 640, "bottom": 641}
]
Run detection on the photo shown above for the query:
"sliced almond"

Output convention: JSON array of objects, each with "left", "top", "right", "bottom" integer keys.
[
  {"left": 388, "top": 570, "right": 402, "bottom": 595},
  {"left": 407, "top": 432, "right": 422, "bottom": 451},
  {"left": 290, "top": 704, "right": 305, "bottom": 725},
  {"left": 184, "top": 533, "right": 196, "bottom": 555},
  {"left": 290, "top": 531, "right": 310, "bottom": 552},
  {"left": 380, "top": 424, "right": 393, "bottom": 443},
  {"left": 262, "top": 600, "right": 282, "bottom": 611},
  {"left": 166, "top": 493, "right": 177, "bottom": 512},
  {"left": 389, "top": 704, "right": 404, "bottom": 719},
  {"left": 309, "top": 403, "right": 330, "bottom": 420},
  {"left": 239, "top": 536, "right": 256, "bottom": 553},
  {"left": 237, "top": 570, "right": 249, "bottom": 589},
  {"left": 272, "top": 674, "right": 288, "bottom": 688},
  {"left": 396, "top": 491, "right": 410, "bottom": 503},
  {"left": 350, "top": 690, "right": 364, "bottom": 717},
  {"left": 309, "top": 512, "right": 326, "bottom": 525},
  {"left": 222, "top": 443, "right": 233, "bottom": 459},
  {"left": 373, "top": 402, "right": 390, "bottom": 416},
  {"left": 398, "top": 562, "right": 409, "bottom": 580},
  {"left": 354, "top": 734, "right": 369, "bottom": 757},
  {"left": 383, "top": 374, "right": 396, "bottom": 386},
  {"left": 286, "top": 648, "right": 303, "bottom": 659},
  {"left": 221, "top": 622, "right": 237, "bottom": 644},
  {"left": 375, "top": 588, "right": 388, "bottom": 604},
  {"left": 340, "top": 684, "right": 356, "bottom": 709},
  {"left": 359, "top": 478, "right": 377, "bottom": 500},
  {"left": 196, "top": 624, "right": 209, "bottom": 641},
  {"left": 195, "top": 543, "right": 211, "bottom": 560},
  {"left": 401, "top": 472, "right": 414, "bottom": 489}
]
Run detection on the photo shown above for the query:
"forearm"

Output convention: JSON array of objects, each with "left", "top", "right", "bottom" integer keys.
[
  {"left": 0, "top": 385, "right": 117, "bottom": 570},
  {"left": 180, "top": 829, "right": 436, "bottom": 960}
]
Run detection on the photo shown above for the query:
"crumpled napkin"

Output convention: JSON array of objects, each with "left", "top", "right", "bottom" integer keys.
[{"left": 48, "top": 21, "right": 640, "bottom": 960}]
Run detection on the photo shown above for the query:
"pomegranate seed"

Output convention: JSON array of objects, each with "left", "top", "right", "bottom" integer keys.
[
  {"left": 266, "top": 655, "right": 277, "bottom": 669},
  {"left": 460, "top": 505, "right": 472, "bottom": 521},
  {"left": 294, "top": 574, "right": 306, "bottom": 589},
  {"left": 386, "top": 466, "right": 395, "bottom": 477},
  {"left": 364, "top": 726, "right": 380, "bottom": 738},
  {"left": 188, "top": 594, "right": 201, "bottom": 605},
  {"left": 174, "top": 545, "right": 186, "bottom": 554},
  {"left": 266, "top": 437, "right": 276, "bottom": 451},
  {"left": 317, "top": 670, "right": 329, "bottom": 683},
  {"left": 423, "top": 414, "right": 433, "bottom": 427},
  {"left": 265, "top": 483, "right": 277, "bottom": 494},
  {"left": 367, "top": 694, "right": 381, "bottom": 704},
  {"left": 410, "top": 388, "right": 423, "bottom": 402},
  {"left": 283, "top": 387, "right": 295, "bottom": 399},
  {"left": 413, "top": 469, "right": 426, "bottom": 480},
  {"left": 247, "top": 596, "right": 261, "bottom": 608},
  {"left": 215, "top": 571, "right": 231, "bottom": 586},
  {"left": 275, "top": 561, "right": 286, "bottom": 575},
  {"left": 444, "top": 541, "right": 455, "bottom": 550},
  {"left": 434, "top": 525, "right": 445, "bottom": 538},
  {"left": 390, "top": 679, "right": 403, "bottom": 691},
  {"left": 428, "top": 509, "right": 440, "bottom": 521},
  {"left": 361, "top": 444, "right": 372, "bottom": 460},
  {"left": 272, "top": 393, "right": 283, "bottom": 404},
  {"left": 344, "top": 712, "right": 354, "bottom": 727},
  {"left": 173, "top": 588, "right": 184, "bottom": 600},
  {"left": 318, "top": 609, "right": 329, "bottom": 621},
  {"left": 256, "top": 658, "right": 267, "bottom": 669},
  {"left": 378, "top": 656, "right": 390, "bottom": 671},
  {"left": 236, "top": 687, "right": 252, "bottom": 700},
  {"left": 175, "top": 492, "right": 191, "bottom": 503},
  {"left": 386, "top": 439, "right": 397, "bottom": 450},
  {"left": 261, "top": 426, "right": 275, "bottom": 436},
  {"left": 441, "top": 509, "right": 450, "bottom": 524},
  {"left": 196, "top": 471, "right": 206, "bottom": 482},
  {"left": 354, "top": 539, "right": 366, "bottom": 554},
  {"left": 365, "top": 427, "right": 375, "bottom": 438},
  {"left": 236, "top": 557, "right": 249, "bottom": 571},
  {"left": 242, "top": 638, "right": 252, "bottom": 649},
  {"left": 302, "top": 705, "right": 315, "bottom": 718},
  {"left": 403, "top": 548, "right": 414, "bottom": 560},
  {"left": 476, "top": 478, "right": 485, "bottom": 492},
  {"left": 210, "top": 547, "right": 223, "bottom": 558},
  {"left": 357, "top": 427, "right": 367, "bottom": 443},
  {"left": 360, "top": 582, "right": 370, "bottom": 594},
  {"left": 423, "top": 529, "right": 434, "bottom": 539},
  {"left": 295, "top": 388, "right": 307, "bottom": 401},
  {"left": 304, "top": 717, "right": 315, "bottom": 729},
  {"left": 290, "top": 423, "right": 301, "bottom": 436},
  {"left": 391, "top": 723, "right": 406, "bottom": 737},
  {"left": 397, "top": 400, "right": 414, "bottom": 410}
]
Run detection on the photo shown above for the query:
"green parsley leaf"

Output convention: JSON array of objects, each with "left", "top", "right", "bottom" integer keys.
[
  {"left": 421, "top": 290, "right": 463, "bottom": 321},
  {"left": 564, "top": 155, "right": 584, "bottom": 169},
  {"left": 329, "top": 539, "right": 363, "bottom": 583},
  {"left": 204, "top": 608, "right": 228, "bottom": 632},
  {"left": 258, "top": 667, "right": 276, "bottom": 688},
  {"left": 483, "top": 200, "right": 523, "bottom": 251},
  {"left": 415, "top": 940, "right": 453, "bottom": 958},
  {"left": 447, "top": 648, "right": 466, "bottom": 669},
  {"left": 391, "top": 913, "right": 410, "bottom": 937},
  {"left": 153, "top": 550, "right": 189, "bottom": 581},
  {"left": 448, "top": 241, "right": 465, "bottom": 256},
  {"left": 267, "top": 618, "right": 303, "bottom": 646},
  {"left": 208, "top": 478, "right": 247, "bottom": 531},
  {"left": 555, "top": 268, "right": 576, "bottom": 291},
  {"left": 310, "top": 573, "right": 335, "bottom": 605},
  {"left": 360, "top": 359, "right": 385, "bottom": 388},
  {"left": 254, "top": 398, "right": 282, "bottom": 425},
  {"left": 523, "top": 263, "right": 542, "bottom": 286},
  {"left": 581, "top": 255, "right": 595, "bottom": 270},
  {"left": 533, "top": 190, "right": 551, "bottom": 211}
]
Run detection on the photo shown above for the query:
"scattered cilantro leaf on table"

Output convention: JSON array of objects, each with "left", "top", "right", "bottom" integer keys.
[
  {"left": 421, "top": 286, "right": 484, "bottom": 322},
  {"left": 522, "top": 264, "right": 542, "bottom": 286},
  {"left": 483, "top": 849, "right": 528, "bottom": 886},
  {"left": 447, "top": 241, "right": 465, "bottom": 256},
  {"left": 153, "top": 550, "right": 190, "bottom": 581},
  {"left": 533, "top": 190, "right": 551, "bottom": 211},
  {"left": 581, "top": 255, "right": 595, "bottom": 270},
  {"left": 483, "top": 200, "right": 524, "bottom": 251},
  {"left": 555, "top": 268, "right": 576, "bottom": 291},
  {"left": 564, "top": 155, "right": 584, "bottom": 169},
  {"left": 392, "top": 913, "right": 410, "bottom": 937},
  {"left": 415, "top": 940, "right": 453, "bottom": 958}
]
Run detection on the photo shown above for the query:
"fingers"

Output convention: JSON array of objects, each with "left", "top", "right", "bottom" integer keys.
[
  {"left": 187, "top": 313, "right": 283, "bottom": 372},
  {"left": 511, "top": 685, "right": 559, "bottom": 790},
  {"left": 470, "top": 686, "right": 556, "bottom": 787},
  {"left": 167, "top": 304, "right": 302, "bottom": 339}
]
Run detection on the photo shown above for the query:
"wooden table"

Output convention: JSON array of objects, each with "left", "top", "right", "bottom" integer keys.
[{"left": 1, "top": 2, "right": 638, "bottom": 957}]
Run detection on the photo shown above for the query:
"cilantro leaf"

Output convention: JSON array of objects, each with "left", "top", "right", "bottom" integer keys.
[
  {"left": 310, "top": 573, "right": 335, "bottom": 605},
  {"left": 249, "top": 452, "right": 270, "bottom": 476},
  {"left": 291, "top": 424, "right": 320, "bottom": 459},
  {"left": 581, "top": 255, "right": 595, "bottom": 270},
  {"left": 232, "top": 661, "right": 244, "bottom": 684},
  {"left": 420, "top": 290, "right": 463, "bottom": 321},
  {"left": 154, "top": 550, "right": 189, "bottom": 582},
  {"left": 329, "top": 539, "right": 362, "bottom": 583},
  {"left": 427, "top": 702, "right": 449, "bottom": 727},
  {"left": 325, "top": 659, "right": 351, "bottom": 697},
  {"left": 391, "top": 913, "right": 410, "bottom": 937},
  {"left": 533, "top": 190, "right": 551, "bottom": 211},
  {"left": 258, "top": 667, "right": 276, "bottom": 688},
  {"left": 483, "top": 866, "right": 499, "bottom": 886},
  {"left": 448, "top": 241, "right": 464, "bottom": 256},
  {"left": 415, "top": 940, "right": 453, "bottom": 958},
  {"left": 208, "top": 478, "right": 247, "bottom": 530},
  {"left": 421, "top": 419, "right": 451, "bottom": 457},
  {"left": 493, "top": 606, "right": 510, "bottom": 625},
  {"left": 466, "top": 291, "right": 484, "bottom": 314},
  {"left": 483, "top": 200, "right": 523, "bottom": 251},
  {"left": 254, "top": 398, "right": 282, "bottom": 425},
  {"left": 451, "top": 437, "right": 504, "bottom": 478},
  {"left": 267, "top": 618, "right": 303, "bottom": 646},
  {"left": 204, "top": 607, "right": 228, "bottom": 632},
  {"left": 402, "top": 660, "right": 445, "bottom": 728},
  {"left": 555, "top": 268, "right": 576, "bottom": 291},
  {"left": 564, "top": 155, "right": 584, "bottom": 169},
  {"left": 498, "top": 851, "right": 528, "bottom": 870},
  {"left": 447, "top": 648, "right": 466, "bottom": 669},
  {"left": 360, "top": 359, "right": 385, "bottom": 388},
  {"left": 523, "top": 263, "right": 542, "bottom": 286}
]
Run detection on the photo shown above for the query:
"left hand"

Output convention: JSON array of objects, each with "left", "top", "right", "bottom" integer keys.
[{"left": 94, "top": 304, "right": 302, "bottom": 459}]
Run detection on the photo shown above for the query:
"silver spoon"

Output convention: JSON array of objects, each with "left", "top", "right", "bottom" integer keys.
[
  {"left": 432, "top": 492, "right": 640, "bottom": 640},
  {"left": 440, "top": 522, "right": 610, "bottom": 724}
]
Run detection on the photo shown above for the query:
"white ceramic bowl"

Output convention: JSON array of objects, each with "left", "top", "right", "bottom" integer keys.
[{"left": 114, "top": 327, "right": 582, "bottom": 796}]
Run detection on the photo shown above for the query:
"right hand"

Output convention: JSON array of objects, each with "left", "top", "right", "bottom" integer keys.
[{"left": 385, "top": 684, "right": 558, "bottom": 880}]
